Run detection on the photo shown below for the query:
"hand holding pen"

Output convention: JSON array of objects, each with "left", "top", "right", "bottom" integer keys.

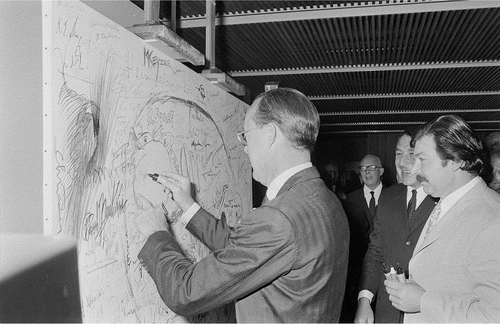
[
  {"left": 382, "top": 262, "right": 425, "bottom": 313},
  {"left": 384, "top": 279, "right": 425, "bottom": 313},
  {"left": 133, "top": 194, "right": 169, "bottom": 238},
  {"left": 383, "top": 263, "right": 407, "bottom": 283},
  {"left": 148, "top": 172, "right": 195, "bottom": 213}
]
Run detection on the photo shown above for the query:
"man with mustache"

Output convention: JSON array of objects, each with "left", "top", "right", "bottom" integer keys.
[
  {"left": 385, "top": 115, "right": 500, "bottom": 322},
  {"left": 355, "top": 128, "right": 437, "bottom": 323}
]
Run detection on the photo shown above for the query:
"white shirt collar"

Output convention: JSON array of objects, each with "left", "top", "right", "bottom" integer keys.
[
  {"left": 407, "top": 185, "right": 427, "bottom": 209},
  {"left": 363, "top": 182, "right": 383, "bottom": 205},
  {"left": 414, "top": 176, "right": 481, "bottom": 252},
  {"left": 437, "top": 176, "right": 481, "bottom": 221},
  {"left": 266, "top": 162, "right": 312, "bottom": 201}
]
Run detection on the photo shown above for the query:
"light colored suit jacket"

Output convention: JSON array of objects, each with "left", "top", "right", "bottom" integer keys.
[
  {"left": 139, "top": 167, "right": 350, "bottom": 322},
  {"left": 405, "top": 178, "right": 500, "bottom": 323}
]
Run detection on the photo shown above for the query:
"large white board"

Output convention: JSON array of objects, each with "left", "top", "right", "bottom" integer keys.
[{"left": 42, "top": 1, "right": 251, "bottom": 322}]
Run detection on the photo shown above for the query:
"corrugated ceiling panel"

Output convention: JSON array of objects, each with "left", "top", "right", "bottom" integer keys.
[
  {"left": 233, "top": 67, "right": 500, "bottom": 97},
  {"left": 169, "top": 1, "right": 415, "bottom": 18},
  {"left": 315, "top": 95, "right": 500, "bottom": 115},
  {"left": 149, "top": 0, "right": 500, "bottom": 133},
  {"left": 176, "top": 8, "right": 500, "bottom": 72}
]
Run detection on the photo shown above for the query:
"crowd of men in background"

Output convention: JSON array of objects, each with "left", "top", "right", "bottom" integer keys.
[
  {"left": 134, "top": 88, "right": 500, "bottom": 323},
  {"left": 322, "top": 125, "right": 500, "bottom": 323}
]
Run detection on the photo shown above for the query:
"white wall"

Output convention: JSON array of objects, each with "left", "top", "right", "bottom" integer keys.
[
  {"left": 0, "top": 1, "right": 43, "bottom": 233},
  {"left": 0, "top": 1, "right": 144, "bottom": 234}
]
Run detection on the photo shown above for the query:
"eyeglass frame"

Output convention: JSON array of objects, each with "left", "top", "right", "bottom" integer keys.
[
  {"left": 236, "top": 126, "right": 261, "bottom": 145},
  {"left": 359, "top": 165, "right": 381, "bottom": 173}
]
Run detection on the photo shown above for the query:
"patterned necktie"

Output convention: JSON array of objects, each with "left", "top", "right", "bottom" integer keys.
[
  {"left": 424, "top": 200, "right": 441, "bottom": 239},
  {"left": 407, "top": 189, "right": 417, "bottom": 218},
  {"left": 369, "top": 191, "right": 376, "bottom": 216}
]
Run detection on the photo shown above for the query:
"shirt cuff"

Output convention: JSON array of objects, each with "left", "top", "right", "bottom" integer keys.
[
  {"left": 177, "top": 202, "right": 200, "bottom": 227},
  {"left": 358, "top": 289, "right": 374, "bottom": 303}
]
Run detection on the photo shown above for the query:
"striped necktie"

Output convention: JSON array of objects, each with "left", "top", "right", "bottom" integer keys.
[{"left": 424, "top": 200, "right": 441, "bottom": 239}]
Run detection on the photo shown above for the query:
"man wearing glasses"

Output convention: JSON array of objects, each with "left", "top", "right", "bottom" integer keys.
[
  {"left": 133, "top": 88, "right": 350, "bottom": 322},
  {"left": 347, "top": 154, "right": 385, "bottom": 235}
]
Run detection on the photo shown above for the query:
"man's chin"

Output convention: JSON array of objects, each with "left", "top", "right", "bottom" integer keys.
[
  {"left": 402, "top": 176, "right": 418, "bottom": 187},
  {"left": 421, "top": 183, "right": 434, "bottom": 196}
]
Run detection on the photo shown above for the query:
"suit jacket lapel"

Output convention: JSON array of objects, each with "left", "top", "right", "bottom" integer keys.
[
  {"left": 407, "top": 195, "right": 438, "bottom": 236},
  {"left": 393, "top": 186, "right": 408, "bottom": 225},
  {"left": 413, "top": 180, "right": 487, "bottom": 256}
]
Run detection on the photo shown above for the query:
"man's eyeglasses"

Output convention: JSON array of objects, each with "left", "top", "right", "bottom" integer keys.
[
  {"left": 359, "top": 165, "right": 380, "bottom": 172},
  {"left": 237, "top": 127, "right": 260, "bottom": 145}
]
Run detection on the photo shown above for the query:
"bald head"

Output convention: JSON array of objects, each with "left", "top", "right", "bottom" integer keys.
[{"left": 359, "top": 154, "right": 384, "bottom": 190}]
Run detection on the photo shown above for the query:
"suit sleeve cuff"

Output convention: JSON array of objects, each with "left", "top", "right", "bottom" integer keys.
[
  {"left": 358, "top": 289, "right": 374, "bottom": 303},
  {"left": 177, "top": 203, "right": 200, "bottom": 227}
]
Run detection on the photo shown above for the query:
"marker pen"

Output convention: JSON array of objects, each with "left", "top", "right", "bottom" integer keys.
[
  {"left": 148, "top": 173, "right": 178, "bottom": 197},
  {"left": 383, "top": 263, "right": 391, "bottom": 280},
  {"left": 148, "top": 173, "right": 175, "bottom": 186},
  {"left": 396, "top": 263, "right": 406, "bottom": 283},
  {"left": 390, "top": 265, "right": 398, "bottom": 281}
]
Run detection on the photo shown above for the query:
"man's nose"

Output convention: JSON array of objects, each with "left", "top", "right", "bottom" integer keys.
[
  {"left": 410, "top": 160, "right": 420, "bottom": 174},
  {"left": 401, "top": 153, "right": 409, "bottom": 165}
]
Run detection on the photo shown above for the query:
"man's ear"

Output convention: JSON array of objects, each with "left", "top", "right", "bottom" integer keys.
[
  {"left": 265, "top": 123, "right": 278, "bottom": 146},
  {"left": 450, "top": 160, "right": 463, "bottom": 172},
  {"left": 379, "top": 167, "right": 385, "bottom": 176}
]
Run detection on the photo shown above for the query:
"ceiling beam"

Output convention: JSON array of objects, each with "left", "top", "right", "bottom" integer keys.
[
  {"left": 309, "top": 91, "right": 500, "bottom": 100},
  {"left": 229, "top": 61, "right": 500, "bottom": 77},
  {"left": 168, "top": 0, "right": 500, "bottom": 29},
  {"left": 319, "top": 108, "right": 500, "bottom": 116},
  {"left": 320, "top": 128, "right": 497, "bottom": 134},
  {"left": 321, "top": 120, "right": 500, "bottom": 126},
  {"left": 321, "top": 129, "right": 406, "bottom": 134}
]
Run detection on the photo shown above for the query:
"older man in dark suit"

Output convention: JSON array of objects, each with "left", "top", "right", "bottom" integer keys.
[
  {"left": 355, "top": 128, "right": 437, "bottom": 323},
  {"left": 347, "top": 154, "right": 385, "bottom": 235},
  {"left": 134, "top": 88, "right": 350, "bottom": 322}
]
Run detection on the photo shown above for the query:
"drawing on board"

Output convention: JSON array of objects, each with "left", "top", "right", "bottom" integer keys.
[{"left": 43, "top": 1, "right": 251, "bottom": 322}]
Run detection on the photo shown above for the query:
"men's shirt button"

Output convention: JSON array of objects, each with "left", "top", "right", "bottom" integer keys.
[{"left": 406, "top": 241, "right": 411, "bottom": 246}]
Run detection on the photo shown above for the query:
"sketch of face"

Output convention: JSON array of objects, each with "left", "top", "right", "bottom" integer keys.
[
  {"left": 134, "top": 141, "right": 174, "bottom": 207},
  {"left": 395, "top": 134, "right": 420, "bottom": 188}
]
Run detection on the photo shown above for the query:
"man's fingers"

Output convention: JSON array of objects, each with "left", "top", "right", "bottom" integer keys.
[
  {"left": 135, "top": 194, "right": 153, "bottom": 209},
  {"left": 162, "top": 172, "right": 188, "bottom": 185},
  {"left": 158, "top": 173, "right": 186, "bottom": 192}
]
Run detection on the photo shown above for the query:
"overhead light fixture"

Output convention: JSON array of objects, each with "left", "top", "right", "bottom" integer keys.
[
  {"left": 127, "top": 24, "right": 205, "bottom": 66},
  {"left": 127, "top": 0, "right": 204, "bottom": 66},
  {"left": 202, "top": 68, "right": 246, "bottom": 96},
  {"left": 265, "top": 82, "right": 279, "bottom": 92}
]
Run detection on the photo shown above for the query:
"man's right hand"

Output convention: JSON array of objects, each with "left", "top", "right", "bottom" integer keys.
[
  {"left": 354, "top": 297, "right": 374, "bottom": 323},
  {"left": 160, "top": 172, "right": 195, "bottom": 212}
]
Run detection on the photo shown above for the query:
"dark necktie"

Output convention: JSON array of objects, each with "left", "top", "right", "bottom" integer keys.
[
  {"left": 407, "top": 189, "right": 417, "bottom": 218},
  {"left": 369, "top": 191, "right": 376, "bottom": 216}
]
